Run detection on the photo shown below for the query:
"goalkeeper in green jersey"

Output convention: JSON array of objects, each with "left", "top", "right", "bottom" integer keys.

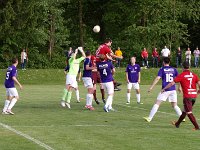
[{"left": 61, "top": 47, "right": 86, "bottom": 108}]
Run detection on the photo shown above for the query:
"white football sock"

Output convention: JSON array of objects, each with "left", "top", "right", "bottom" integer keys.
[
  {"left": 149, "top": 104, "right": 159, "bottom": 120},
  {"left": 136, "top": 94, "right": 140, "bottom": 103},
  {"left": 106, "top": 95, "right": 113, "bottom": 109},
  {"left": 76, "top": 90, "right": 80, "bottom": 101},
  {"left": 88, "top": 94, "right": 93, "bottom": 106},
  {"left": 3, "top": 100, "right": 10, "bottom": 112},
  {"left": 127, "top": 93, "right": 130, "bottom": 103},
  {"left": 7, "top": 98, "right": 17, "bottom": 110},
  {"left": 86, "top": 94, "right": 89, "bottom": 106},
  {"left": 174, "top": 105, "right": 182, "bottom": 116}
]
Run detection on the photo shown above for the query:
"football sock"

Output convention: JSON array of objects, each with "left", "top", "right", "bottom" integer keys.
[
  {"left": 100, "top": 89, "right": 105, "bottom": 100},
  {"left": 174, "top": 105, "right": 182, "bottom": 116},
  {"left": 176, "top": 111, "right": 186, "bottom": 126},
  {"left": 136, "top": 94, "right": 140, "bottom": 103},
  {"left": 105, "top": 95, "right": 113, "bottom": 109},
  {"left": 86, "top": 94, "right": 89, "bottom": 106},
  {"left": 3, "top": 100, "right": 10, "bottom": 112},
  {"left": 7, "top": 98, "right": 17, "bottom": 110},
  {"left": 62, "top": 89, "right": 68, "bottom": 101},
  {"left": 127, "top": 93, "right": 130, "bottom": 103},
  {"left": 66, "top": 91, "right": 72, "bottom": 103},
  {"left": 88, "top": 94, "right": 93, "bottom": 106},
  {"left": 187, "top": 113, "right": 199, "bottom": 129},
  {"left": 75, "top": 90, "right": 80, "bottom": 101},
  {"left": 149, "top": 104, "right": 159, "bottom": 120},
  {"left": 93, "top": 90, "right": 97, "bottom": 101}
]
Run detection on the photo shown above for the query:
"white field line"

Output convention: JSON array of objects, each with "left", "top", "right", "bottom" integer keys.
[
  {"left": 0, "top": 122, "right": 54, "bottom": 150},
  {"left": 11, "top": 125, "right": 108, "bottom": 128}
]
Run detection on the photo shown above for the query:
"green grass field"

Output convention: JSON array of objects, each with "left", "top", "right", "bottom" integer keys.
[{"left": 0, "top": 68, "right": 200, "bottom": 150}]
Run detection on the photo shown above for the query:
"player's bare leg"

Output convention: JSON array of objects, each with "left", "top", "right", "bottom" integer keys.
[
  {"left": 100, "top": 83, "right": 105, "bottom": 103},
  {"left": 93, "top": 84, "right": 100, "bottom": 105}
]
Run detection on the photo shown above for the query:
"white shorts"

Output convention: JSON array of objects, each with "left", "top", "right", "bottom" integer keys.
[
  {"left": 127, "top": 82, "right": 140, "bottom": 90},
  {"left": 102, "top": 82, "right": 114, "bottom": 95},
  {"left": 6, "top": 88, "right": 19, "bottom": 97},
  {"left": 66, "top": 74, "right": 78, "bottom": 88},
  {"left": 82, "top": 77, "right": 93, "bottom": 88},
  {"left": 157, "top": 90, "right": 177, "bottom": 102}
]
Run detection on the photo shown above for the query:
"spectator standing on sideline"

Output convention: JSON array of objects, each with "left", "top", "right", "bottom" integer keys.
[
  {"left": 115, "top": 47, "right": 123, "bottom": 68},
  {"left": 21, "top": 49, "right": 28, "bottom": 70},
  {"left": 161, "top": 46, "right": 170, "bottom": 58},
  {"left": 176, "top": 47, "right": 182, "bottom": 68},
  {"left": 141, "top": 48, "right": 149, "bottom": 68},
  {"left": 152, "top": 48, "right": 159, "bottom": 68},
  {"left": 185, "top": 48, "right": 191, "bottom": 67},
  {"left": 193, "top": 47, "right": 200, "bottom": 68}
]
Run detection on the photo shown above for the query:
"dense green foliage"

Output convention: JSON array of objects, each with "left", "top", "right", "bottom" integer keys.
[{"left": 0, "top": 0, "right": 200, "bottom": 68}]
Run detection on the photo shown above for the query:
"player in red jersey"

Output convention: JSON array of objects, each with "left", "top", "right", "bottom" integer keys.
[
  {"left": 161, "top": 61, "right": 200, "bottom": 130},
  {"left": 91, "top": 55, "right": 105, "bottom": 104},
  {"left": 96, "top": 38, "right": 123, "bottom": 91},
  {"left": 96, "top": 38, "right": 123, "bottom": 62}
]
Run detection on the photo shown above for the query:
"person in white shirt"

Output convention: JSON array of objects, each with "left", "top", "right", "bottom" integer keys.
[
  {"left": 161, "top": 46, "right": 170, "bottom": 58},
  {"left": 193, "top": 47, "right": 200, "bottom": 68},
  {"left": 21, "top": 49, "right": 28, "bottom": 70},
  {"left": 185, "top": 48, "right": 191, "bottom": 67}
]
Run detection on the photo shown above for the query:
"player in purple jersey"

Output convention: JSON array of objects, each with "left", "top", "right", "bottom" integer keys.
[
  {"left": 2, "top": 58, "right": 23, "bottom": 115},
  {"left": 97, "top": 54, "right": 115, "bottom": 112},
  {"left": 126, "top": 57, "right": 143, "bottom": 104},
  {"left": 82, "top": 51, "right": 96, "bottom": 110},
  {"left": 144, "top": 57, "right": 182, "bottom": 122}
]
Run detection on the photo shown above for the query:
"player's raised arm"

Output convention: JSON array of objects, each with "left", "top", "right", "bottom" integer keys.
[
  {"left": 72, "top": 48, "right": 78, "bottom": 60},
  {"left": 78, "top": 47, "right": 86, "bottom": 58}
]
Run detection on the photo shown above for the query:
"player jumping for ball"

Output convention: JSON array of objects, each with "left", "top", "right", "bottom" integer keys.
[
  {"left": 96, "top": 38, "right": 123, "bottom": 92},
  {"left": 61, "top": 47, "right": 85, "bottom": 109}
]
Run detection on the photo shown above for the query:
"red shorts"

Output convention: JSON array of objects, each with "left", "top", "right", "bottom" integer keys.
[
  {"left": 183, "top": 98, "right": 196, "bottom": 112},
  {"left": 92, "top": 71, "right": 101, "bottom": 84}
]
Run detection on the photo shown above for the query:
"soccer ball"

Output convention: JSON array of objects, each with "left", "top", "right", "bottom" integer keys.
[{"left": 93, "top": 25, "right": 100, "bottom": 33}]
